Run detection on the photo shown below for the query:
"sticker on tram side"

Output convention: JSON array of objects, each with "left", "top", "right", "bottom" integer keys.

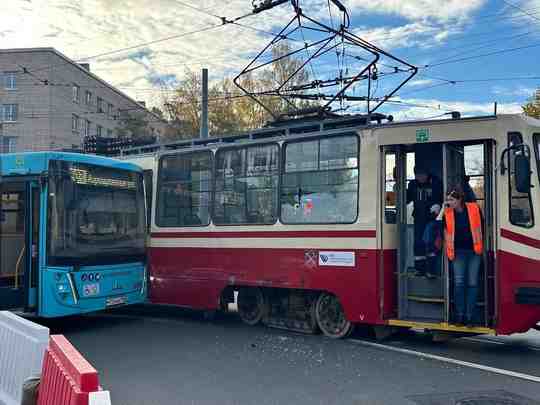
[
  {"left": 304, "top": 250, "right": 318, "bottom": 268},
  {"left": 318, "top": 251, "right": 355, "bottom": 267}
]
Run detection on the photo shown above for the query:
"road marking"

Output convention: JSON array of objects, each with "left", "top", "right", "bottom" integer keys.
[
  {"left": 350, "top": 339, "right": 540, "bottom": 384},
  {"left": 464, "top": 336, "right": 540, "bottom": 351},
  {"left": 464, "top": 337, "right": 505, "bottom": 345}
]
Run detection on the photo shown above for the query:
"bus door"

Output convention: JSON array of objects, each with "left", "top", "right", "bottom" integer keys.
[
  {"left": 443, "top": 141, "right": 495, "bottom": 327},
  {"left": 0, "top": 179, "right": 40, "bottom": 312}
]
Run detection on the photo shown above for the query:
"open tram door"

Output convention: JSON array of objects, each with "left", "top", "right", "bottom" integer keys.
[
  {"left": 0, "top": 177, "right": 40, "bottom": 312},
  {"left": 381, "top": 135, "right": 496, "bottom": 332}
]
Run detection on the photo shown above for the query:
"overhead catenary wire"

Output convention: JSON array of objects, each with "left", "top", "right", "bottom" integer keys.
[
  {"left": 16, "top": 2, "right": 269, "bottom": 79},
  {"left": 422, "top": 41, "right": 540, "bottom": 69},
  {"left": 9, "top": 0, "right": 539, "bottom": 122},
  {"left": 396, "top": 75, "right": 540, "bottom": 97},
  {"left": 501, "top": 0, "right": 540, "bottom": 22}
]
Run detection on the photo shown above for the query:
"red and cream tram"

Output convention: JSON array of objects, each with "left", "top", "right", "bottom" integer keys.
[{"left": 126, "top": 113, "right": 540, "bottom": 338}]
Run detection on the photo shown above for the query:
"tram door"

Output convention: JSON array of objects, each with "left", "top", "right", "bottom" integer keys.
[
  {"left": 0, "top": 179, "right": 40, "bottom": 311},
  {"left": 395, "top": 144, "right": 446, "bottom": 322},
  {"left": 391, "top": 141, "right": 494, "bottom": 326}
]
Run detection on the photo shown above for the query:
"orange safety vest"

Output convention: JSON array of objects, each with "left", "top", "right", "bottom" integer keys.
[{"left": 444, "top": 203, "right": 483, "bottom": 261}]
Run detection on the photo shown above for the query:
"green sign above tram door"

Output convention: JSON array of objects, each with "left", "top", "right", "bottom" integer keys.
[{"left": 416, "top": 128, "right": 430, "bottom": 143}]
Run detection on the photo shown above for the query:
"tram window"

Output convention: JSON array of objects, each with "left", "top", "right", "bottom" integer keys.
[
  {"left": 464, "top": 144, "right": 485, "bottom": 210},
  {"left": 156, "top": 151, "right": 212, "bottom": 227},
  {"left": 508, "top": 132, "right": 534, "bottom": 228},
  {"left": 281, "top": 135, "right": 359, "bottom": 224},
  {"left": 213, "top": 143, "right": 279, "bottom": 225},
  {"left": 534, "top": 134, "right": 540, "bottom": 188},
  {"left": 385, "top": 153, "right": 397, "bottom": 224}
]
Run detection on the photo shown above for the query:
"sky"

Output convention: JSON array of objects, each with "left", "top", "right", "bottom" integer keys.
[{"left": 1, "top": 0, "right": 540, "bottom": 121}]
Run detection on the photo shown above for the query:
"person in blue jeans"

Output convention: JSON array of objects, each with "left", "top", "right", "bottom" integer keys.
[
  {"left": 422, "top": 204, "right": 442, "bottom": 279},
  {"left": 443, "top": 186, "right": 484, "bottom": 327}
]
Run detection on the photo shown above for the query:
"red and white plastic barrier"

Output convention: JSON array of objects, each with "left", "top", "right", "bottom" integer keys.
[{"left": 37, "top": 335, "right": 111, "bottom": 405}]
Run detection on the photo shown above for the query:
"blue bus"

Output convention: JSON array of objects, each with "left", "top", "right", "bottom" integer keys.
[{"left": 0, "top": 152, "right": 147, "bottom": 317}]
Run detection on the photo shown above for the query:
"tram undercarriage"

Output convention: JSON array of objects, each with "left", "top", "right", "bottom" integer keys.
[{"left": 221, "top": 288, "right": 355, "bottom": 338}]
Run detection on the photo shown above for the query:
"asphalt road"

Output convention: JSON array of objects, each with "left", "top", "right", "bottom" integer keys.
[{"left": 38, "top": 308, "right": 540, "bottom": 405}]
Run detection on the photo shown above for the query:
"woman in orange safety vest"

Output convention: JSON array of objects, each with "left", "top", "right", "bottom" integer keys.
[{"left": 443, "top": 185, "right": 484, "bottom": 327}]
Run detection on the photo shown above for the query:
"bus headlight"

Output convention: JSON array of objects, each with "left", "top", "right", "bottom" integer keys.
[{"left": 56, "top": 283, "right": 69, "bottom": 293}]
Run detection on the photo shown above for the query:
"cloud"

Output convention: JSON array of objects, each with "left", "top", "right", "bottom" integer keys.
[
  {"left": 408, "top": 79, "right": 435, "bottom": 87},
  {"left": 0, "top": 0, "right": 279, "bottom": 106},
  {"left": 344, "top": 0, "right": 486, "bottom": 22},
  {"left": 492, "top": 85, "right": 537, "bottom": 99},
  {"left": 353, "top": 22, "right": 457, "bottom": 49}
]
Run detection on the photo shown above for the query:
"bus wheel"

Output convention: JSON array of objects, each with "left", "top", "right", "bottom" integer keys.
[
  {"left": 315, "top": 293, "right": 353, "bottom": 339},
  {"left": 237, "top": 288, "right": 267, "bottom": 326}
]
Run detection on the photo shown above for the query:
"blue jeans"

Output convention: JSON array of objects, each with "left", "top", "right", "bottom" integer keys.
[{"left": 452, "top": 250, "right": 482, "bottom": 321}]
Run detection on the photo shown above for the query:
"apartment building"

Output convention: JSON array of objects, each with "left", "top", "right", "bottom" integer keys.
[{"left": 0, "top": 47, "right": 167, "bottom": 153}]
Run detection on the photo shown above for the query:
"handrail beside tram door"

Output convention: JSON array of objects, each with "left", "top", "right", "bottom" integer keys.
[{"left": 395, "top": 146, "right": 409, "bottom": 320}]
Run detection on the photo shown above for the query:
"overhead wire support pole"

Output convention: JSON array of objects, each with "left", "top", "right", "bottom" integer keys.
[{"left": 200, "top": 68, "right": 209, "bottom": 139}]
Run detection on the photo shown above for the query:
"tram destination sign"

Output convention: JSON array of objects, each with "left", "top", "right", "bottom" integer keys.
[{"left": 416, "top": 128, "right": 431, "bottom": 143}]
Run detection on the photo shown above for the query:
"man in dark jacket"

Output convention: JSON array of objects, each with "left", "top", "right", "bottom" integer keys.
[{"left": 406, "top": 166, "right": 444, "bottom": 276}]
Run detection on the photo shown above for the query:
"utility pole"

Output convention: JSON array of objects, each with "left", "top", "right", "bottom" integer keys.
[{"left": 200, "top": 68, "right": 208, "bottom": 139}]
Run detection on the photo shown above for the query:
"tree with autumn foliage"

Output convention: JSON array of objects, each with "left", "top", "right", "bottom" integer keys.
[
  {"left": 522, "top": 88, "right": 540, "bottom": 119},
  {"left": 161, "top": 42, "right": 316, "bottom": 141}
]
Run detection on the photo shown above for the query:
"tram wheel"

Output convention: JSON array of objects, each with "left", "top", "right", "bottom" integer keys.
[
  {"left": 315, "top": 293, "right": 353, "bottom": 339},
  {"left": 237, "top": 288, "right": 267, "bottom": 326}
]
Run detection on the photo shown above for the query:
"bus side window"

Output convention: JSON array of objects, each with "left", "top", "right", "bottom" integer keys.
[{"left": 508, "top": 132, "right": 534, "bottom": 228}]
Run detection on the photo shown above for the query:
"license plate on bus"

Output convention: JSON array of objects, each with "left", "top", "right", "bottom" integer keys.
[
  {"left": 83, "top": 283, "right": 99, "bottom": 297},
  {"left": 106, "top": 296, "right": 127, "bottom": 307}
]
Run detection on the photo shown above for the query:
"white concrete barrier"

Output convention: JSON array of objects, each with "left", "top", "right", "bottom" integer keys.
[{"left": 0, "top": 311, "right": 49, "bottom": 405}]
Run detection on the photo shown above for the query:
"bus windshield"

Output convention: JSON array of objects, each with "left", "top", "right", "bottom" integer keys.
[{"left": 47, "top": 160, "right": 146, "bottom": 266}]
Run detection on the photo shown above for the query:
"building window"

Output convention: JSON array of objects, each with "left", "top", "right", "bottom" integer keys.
[
  {"left": 107, "top": 103, "right": 114, "bottom": 118},
  {"left": 84, "top": 120, "right": 91, "bottom": 137},
  {"left": 213, "top": 143, "right": 279, "bottom": 225},
  {"left": 3, "top": 72, "right": 16, "bottom": 90},
  {"left": 1, "top": 136, "right": 17, "bottom": 153},
  {"left": 97, "top": 97, "right": 103, "bottom": 113},
  {"left": 157, "top": 151, "right": 212, "bottom": 227},
  {"left": 508, "top": 132, "right": 534, "bottom": 227},
  {"left": 2, "top": 104, "right": 18, "bottom": 122},
  {"left": 96, "top": 125, "right": 102, "bottom": 137},
  {"left": 85, "top": 90, "right": 92, "bottom": 105},
  {"left": 280, "top": 134, "right": 359, "bottom": 224},
  {"left": 107, "top": 129, "right": 113, "bottom": 137},
  {"left": 72, "top": 114, "right": 79, "bottom": 132},
  {"left": 72, "top": 84, "right": 80, "bottom": 103}
]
